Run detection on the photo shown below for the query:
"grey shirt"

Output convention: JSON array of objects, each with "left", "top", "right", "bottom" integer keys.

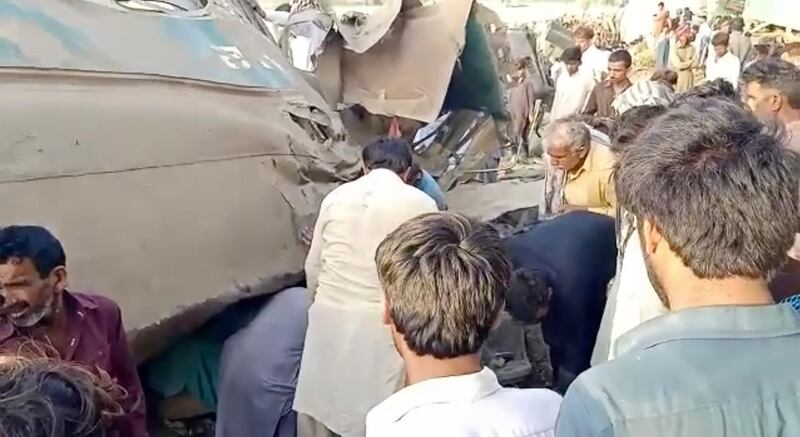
[
  {"left": 216, "top": 287, "right": 311, "bottom": 437},
  {"left": 556, "top": 303, "right": 800, "bottom": 437}
]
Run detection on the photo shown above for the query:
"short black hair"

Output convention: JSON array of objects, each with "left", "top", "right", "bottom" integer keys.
[
  {"left": 610, "top": 104, "right": 668, "bottom": 154},
  {"left": 0, "top": 226, "right": 66, "bottom": 279},
  {"left": 754, "top": 44, "right": 770, "bottom": 56},
  {"left": 730, "top": 16, "right": 745, "bottom": 32},
  {"left": 361, "top": 137, "right": 413, "bottom": 174},
  {"left": 615, "top": 98, "right": 798, "bottom": 279},
  {"left": 608, "top": 49, "right": 632, "bottom": 68},
  {"left": 561, "top": 46, "right": 583, "bottom": 63},
  {"left": 741, "top": 58, "right": 800, "bottom": 110},
  {"left": 657, "top": 2, "right": 664, "bottom": 7},
  {"left": 672, "top": 78, "right": 741, "bottom": 105},
  {"left": 711, "top": 31, "right": 729, "bottom": 47},
  {"left": 505, "top": 268, "right": 552, "bottom": 324}
]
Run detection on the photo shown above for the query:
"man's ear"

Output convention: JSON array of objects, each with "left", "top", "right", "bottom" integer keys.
[
  {"left": 772, "top": 92, "right": 785, "bottom": 113},
  {"left": 50, "top": 266, "right": 68, "bottom": 294},
  {"left": 640, "top": 217, "right": 664, "bottom": 256}
]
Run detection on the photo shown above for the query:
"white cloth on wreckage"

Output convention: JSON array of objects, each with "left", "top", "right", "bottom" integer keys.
[{"left": 294, "top": 168, "right": 438, "bottom": 437}]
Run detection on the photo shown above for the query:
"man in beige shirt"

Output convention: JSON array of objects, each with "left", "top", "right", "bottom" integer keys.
[
  {"left": 543, "top": 120, "right": 616, "bottom": 217},
  {"left": 294, "top": 138, "right": 437, "bottom": 437}
]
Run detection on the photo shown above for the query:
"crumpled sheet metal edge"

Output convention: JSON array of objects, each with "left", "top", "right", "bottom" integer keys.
[{"left": 336, "top": 0, "right": 403, "bottom": 54}]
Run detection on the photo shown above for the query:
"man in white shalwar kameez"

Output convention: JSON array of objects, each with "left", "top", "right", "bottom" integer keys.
[{"left": 293, "top": 138, "right": 437, "bottom": 437}]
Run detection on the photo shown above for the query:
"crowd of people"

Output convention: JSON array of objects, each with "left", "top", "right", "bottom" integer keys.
[{"left": 0, "top": 6, "right": 799, "bottom": 437}]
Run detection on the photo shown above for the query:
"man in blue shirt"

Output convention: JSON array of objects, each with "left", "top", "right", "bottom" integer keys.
[
  {"left": 556, "top": 98, "right": 800, "bottom": 436},
  {"left": 504, "top": 211, "right": 616, "bottom": 390}
]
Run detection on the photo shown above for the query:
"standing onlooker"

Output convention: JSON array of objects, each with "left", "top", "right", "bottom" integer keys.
[
  {"left": 693, "top": 13, "right": 713, "bottom": 65},
  {"left": 591, "top": 104, "right": 669, "bottom": 366},
  {"left": 653, "top": 18, "right": 672, "bottom": 69},
  {"left": 742, "top": 59, "right": 800, "bottom": 153},
  {"left": 543, "top": 120, "right": 616, "bottom": 216},
  {"left": 705, "top": 32, "right": 740, "bottom": 87},
  {"left": 0, "top": 226, "right": 146, "bottom": 437},
  {"left": 727, "top": 17, "right": 753, "bottom": 69},
  {"left": 741, "top": 58, "right": 800, "bottom": 299},
  {"left": 557, "top": 97, "right": 800, "bottom": 437},
  {"left": 509, "top": 57, "right": 538, "bottom": 153},
  {"left": 652, "top": 2, "right": 669, "bottom": 40},
  {"left": 574, "top": 26, "right": 610, "bottom": 83},
  {"left": 670, "top": 24, "right": 697, "bottom": 91},
  {"left": 550, "top": 47, "right": 596, "bottom": 120},
  {"left": 293, "top": 138, "right": 437, "bottom": 437},
  {"left": 366, "top": 212, "right": 562, "bottom": 437},
  {"left": 746, "top": 44, "right": 770, "bottom": 69},
  {"left": 584, "top": 50, "right": 633, "bottom": 118}
]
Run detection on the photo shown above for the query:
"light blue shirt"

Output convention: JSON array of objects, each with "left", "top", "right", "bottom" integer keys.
[
  {"left": 415, "top": 170, "right": 447, "bottom": 210},
  {"left": 556, "top": 303, "right": 800, "bottom": 437}
]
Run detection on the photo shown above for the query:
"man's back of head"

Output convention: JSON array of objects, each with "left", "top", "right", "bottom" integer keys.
[
  {"left": 556, "top": 96, "right": 800, "bottom": 437},
  {"left": 615, "top": 97, "right": 797, "bottom": 307},
  {"left": 375, "top": 212, "right": 509, "bottom": 361},
  {"left": 370, "top": 212, "right": 561, "bottom": 437},
  {"left": 361, "top": 137, "right": 413, "bottom": 175}
]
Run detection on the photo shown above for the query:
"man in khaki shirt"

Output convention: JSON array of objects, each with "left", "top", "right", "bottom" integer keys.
[{"left": 543, "top": 120, "right": 616, "bottom": 217}]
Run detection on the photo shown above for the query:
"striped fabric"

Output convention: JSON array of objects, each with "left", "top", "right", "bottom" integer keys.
[{"left": 612, "top": 80, "right": 675, "bottom": 115}]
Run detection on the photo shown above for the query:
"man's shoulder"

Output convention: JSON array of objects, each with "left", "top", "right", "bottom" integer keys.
[{"left": 69, "top": 292, "right": 122, "bottom": 321}]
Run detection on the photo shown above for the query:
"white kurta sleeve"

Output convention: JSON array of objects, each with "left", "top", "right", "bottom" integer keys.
[{"left": 304, "top": 199, "right": 329, "bottom": 301}]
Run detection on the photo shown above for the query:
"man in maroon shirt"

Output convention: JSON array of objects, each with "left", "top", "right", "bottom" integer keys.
[{"left": 0, "top": 225, "right": 147, "bottom": 436}]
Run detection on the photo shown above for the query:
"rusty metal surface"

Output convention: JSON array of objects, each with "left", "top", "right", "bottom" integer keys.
[{"left": 0, "top": 0, "right": 362, "bottom": 360}]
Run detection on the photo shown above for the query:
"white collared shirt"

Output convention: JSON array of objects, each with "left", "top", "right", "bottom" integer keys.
[
  {"left": 551, "top": 71, "right": 596, "bottom": 120},
  {"left": 366, "top": 367, "right": 562, "bottom": 437},
  {"left": 579, "top": 44, "right": 610, "bottom": 82},
  {"left": 295, "top": 168, "right": 437, "bottom": 437},
  {"left": 705, "top": 51, "right": 741, "bottom": 87}
]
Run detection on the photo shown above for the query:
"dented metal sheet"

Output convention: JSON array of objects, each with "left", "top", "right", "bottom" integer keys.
[
  {"left": 335, "top": 0, "right": 473, "bottom": 122},
  {"left": 0, "top": 0, "right": 362, "bottom": 361},
  {"left": 0, "top": 0, "right": 293, "bottom": 88}
]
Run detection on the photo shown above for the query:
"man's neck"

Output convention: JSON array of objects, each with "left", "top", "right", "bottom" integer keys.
[
  {"left": 403, "top": 353, "right": 482, "bottom": 386},
  {"left": 778, "top": 109, "right": 800, "bottom": 126},
  {"left": 666, "top": 275, "right": 774, "bottom": 311}
]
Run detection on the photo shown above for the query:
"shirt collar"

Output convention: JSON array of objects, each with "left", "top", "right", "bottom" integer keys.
[
  {"left": 615, "top": 303, "right": 800, "bottom": 356},
  {"left": 364, "top": 168, "right": 405, "bottom": 184},
  {"left": 567, "top": 143, "right": 599, "bottom": 179},
  {"left": 368, "top": 367, "right": 502, "bottom": 426},
  {"left": 0, "top": 291, "right": 96, "bottom": 342}
]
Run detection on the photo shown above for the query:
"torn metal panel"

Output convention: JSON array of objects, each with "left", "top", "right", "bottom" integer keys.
[
  {"left": 337, "top": 0, "right": 473, "bottom": 122},
  {"left": 0, "top": 0, "right": 362, "bottom": 361},
  {"left": 336, "top": 0, "right": 402, "bottom": 54},
  {"left": 412, "top": 110, "right": 502, "bottom": 189}
]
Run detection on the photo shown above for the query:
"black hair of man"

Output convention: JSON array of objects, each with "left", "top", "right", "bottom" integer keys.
[
  {"left": 0, "top": 226, "right": 66, "bottom": 279},
  {"left": 711, "top": 31, "right": 729, "bottom": 47},
  {"left": 561, "top": 46, "right": 583, "bottom": 63},
  {"left": 754, "top": 44, "right": 770, "bottom": 57},
  {"left": 672, "top": 78, "right": 741, "bottom": 105},
  {"left": 610, "top": 104, "right": 668, "bottom": 154},
  {"left": 730, "top": 16, "right": 745, "bottom": 32},
  {"left": 741, "top": 58, "right": 800, "bottom": 110},
  {"left": 608, "top": 49, "right": 632, "bottom": 68},
  {"left": 657, "top": 2, "right": 664, "bottom": 8},
  {"left": 361, "top": 137, "right": 413, "bottom": 175},
  {"left": 615, "top": 97, "right": 798, "bottom": 279},
  {"left": 505, "top": 268, "right": 553, "bottom": 325}
]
